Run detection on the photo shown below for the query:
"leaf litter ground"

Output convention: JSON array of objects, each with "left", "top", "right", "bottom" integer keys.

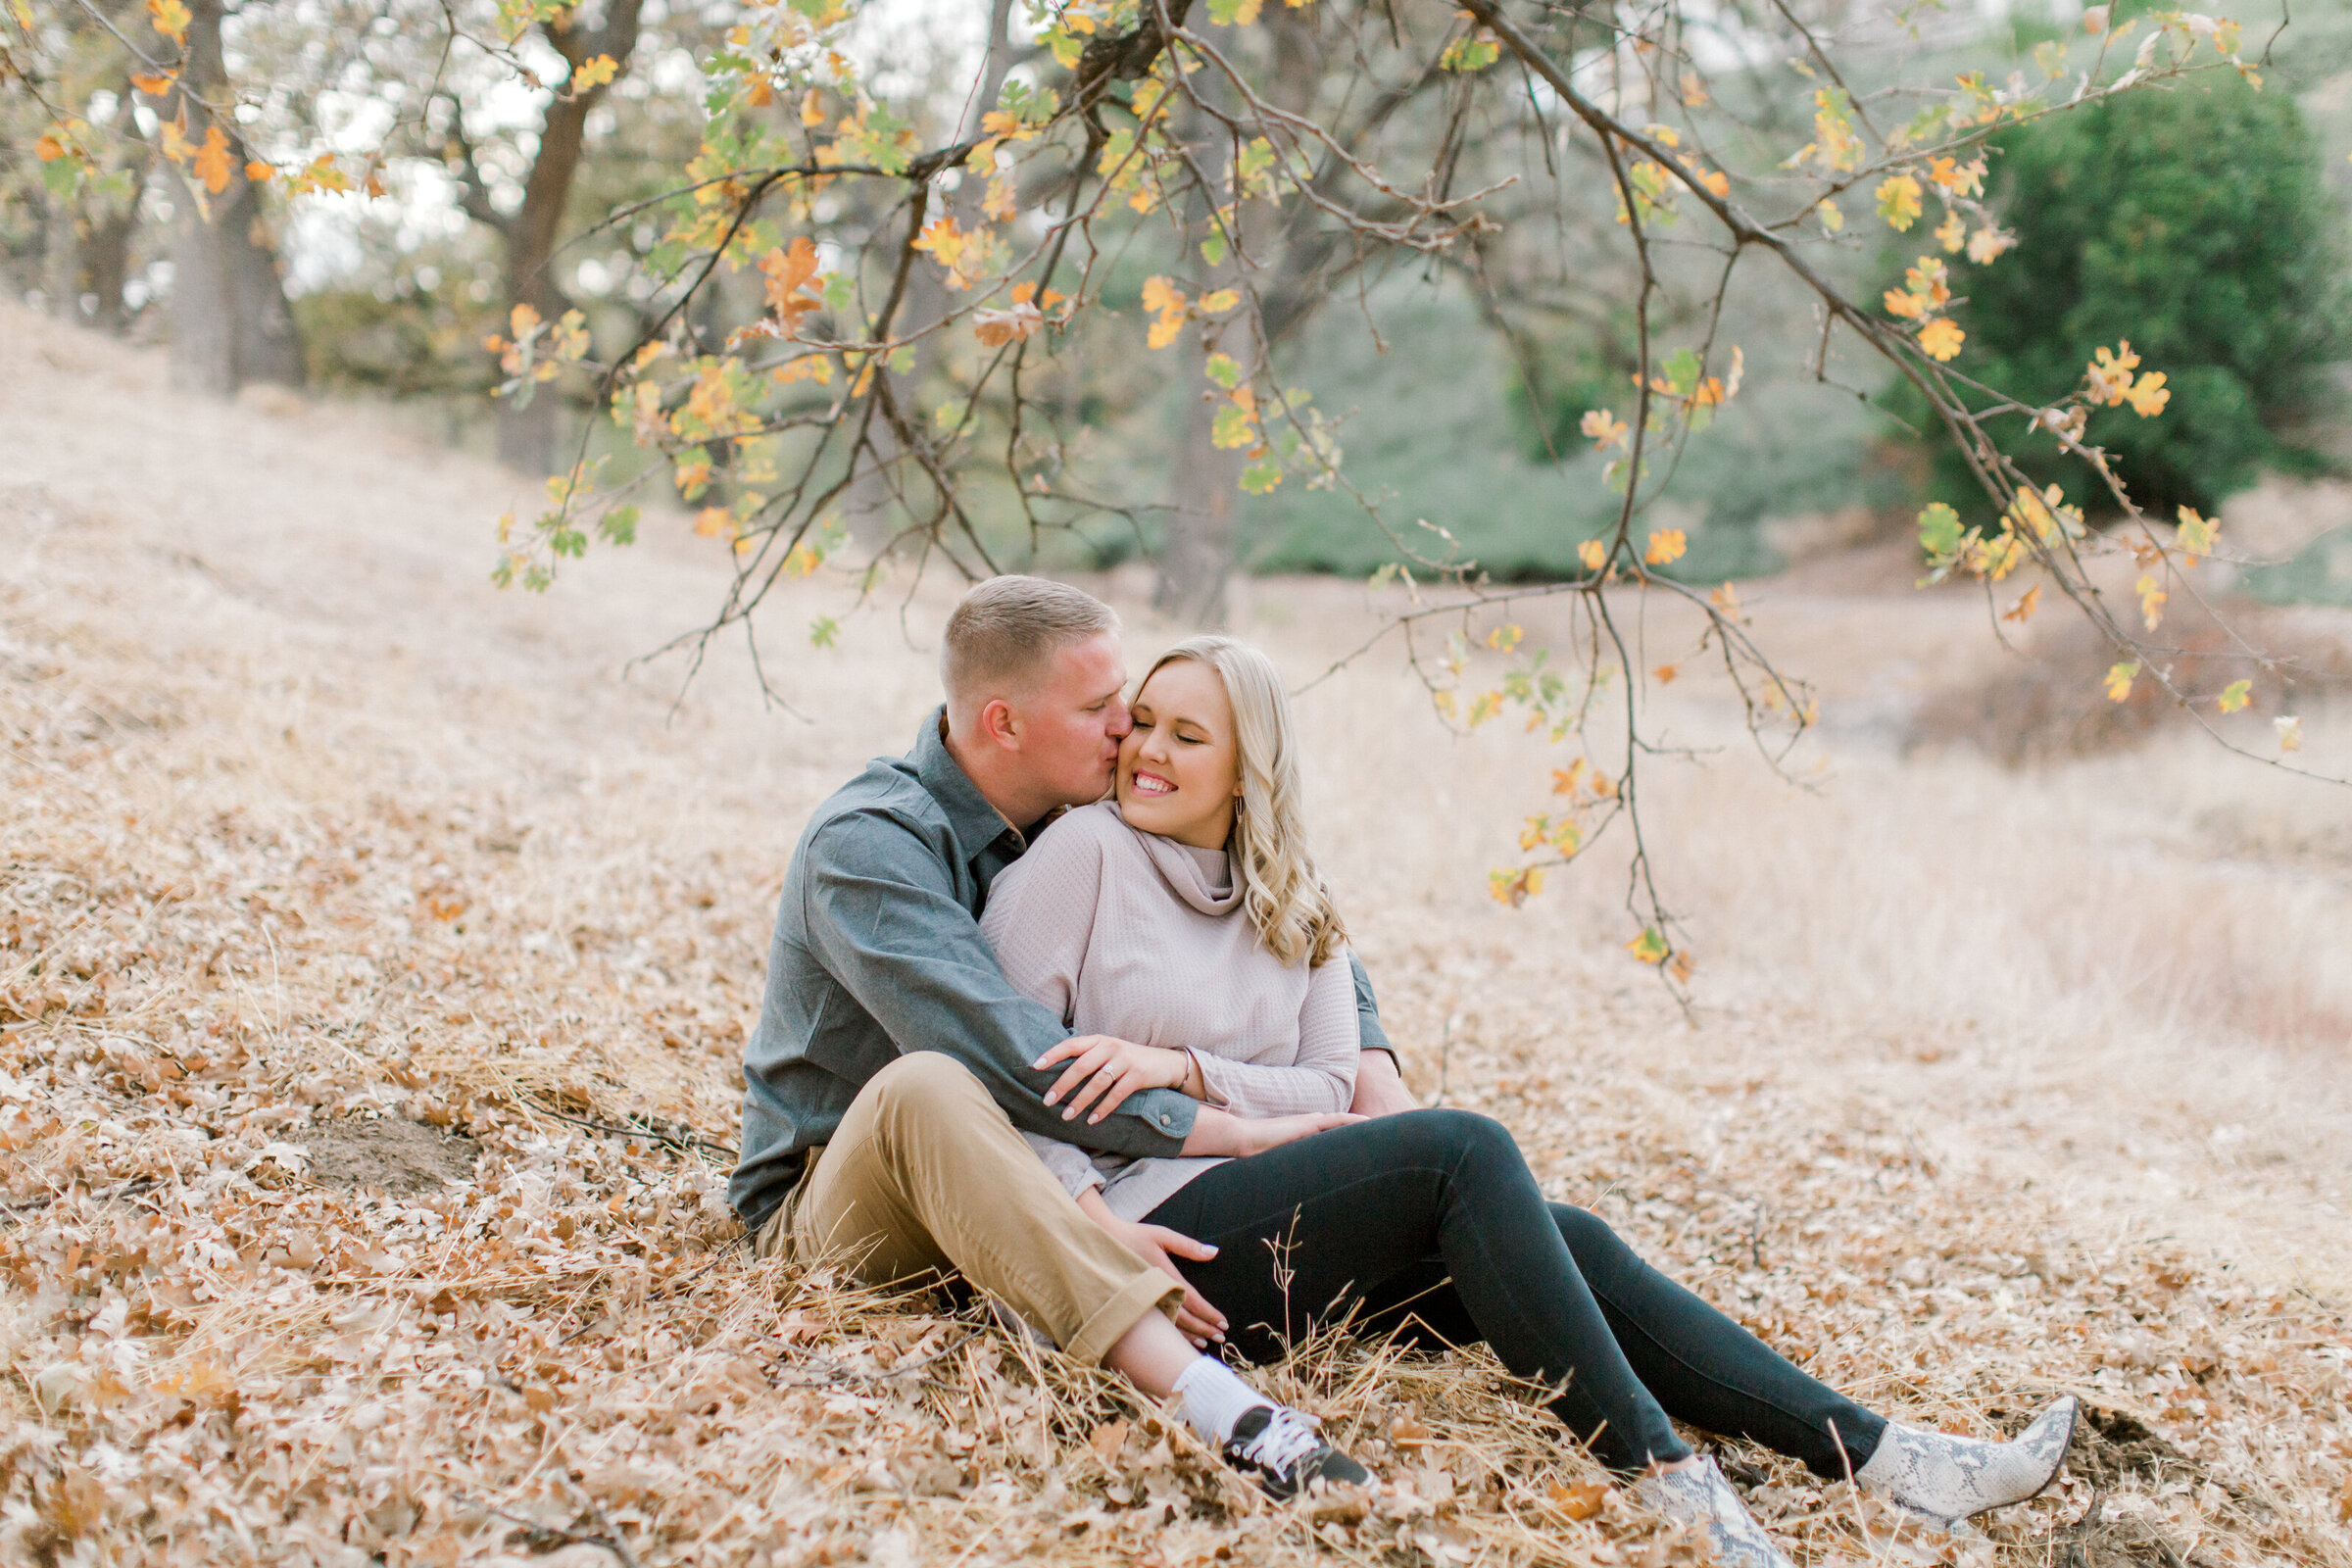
[{"left": 3, "top": 308, "right": 2349, "bottom": 1566}]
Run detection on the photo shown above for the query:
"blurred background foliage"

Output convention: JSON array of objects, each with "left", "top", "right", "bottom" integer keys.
[
  {"left": 8, "top": 0, "right": 2352, "bottom": 600},
  {"left": 1887, "top": 71, "right": 2348, "bottom": 521}
]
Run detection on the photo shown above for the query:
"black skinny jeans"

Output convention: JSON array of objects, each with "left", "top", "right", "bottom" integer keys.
[{"left": 1141, "top": 1108, "right": 1886, "bottom": 1477}]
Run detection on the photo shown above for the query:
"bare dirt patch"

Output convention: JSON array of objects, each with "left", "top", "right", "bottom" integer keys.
[{"left": 300, "top": 1118, "right": 479, "bottom": 1194}]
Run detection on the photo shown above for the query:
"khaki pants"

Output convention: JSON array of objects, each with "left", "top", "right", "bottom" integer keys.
[{"left": 754, "top": 1053, "right": 1181, "bottom": 1366}]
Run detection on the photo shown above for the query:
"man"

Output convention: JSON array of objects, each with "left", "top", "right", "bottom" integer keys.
[{"left": 730, "top": 574, "right": 1410, "bottom": 1489}]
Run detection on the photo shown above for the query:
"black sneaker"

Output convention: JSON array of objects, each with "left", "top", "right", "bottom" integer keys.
[{"left": 1222, "top": 1404, "right": 1371, "bottom": 1499}]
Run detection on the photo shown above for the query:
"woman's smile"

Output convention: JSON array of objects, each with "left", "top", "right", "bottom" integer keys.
[{"left": 1116, "top": 658, "right": 1242, "bottom": 850}]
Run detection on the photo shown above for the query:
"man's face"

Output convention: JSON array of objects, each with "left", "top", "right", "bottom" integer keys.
[{"left": 1011, "top": 631, "right": 1132, "bottom": 808}]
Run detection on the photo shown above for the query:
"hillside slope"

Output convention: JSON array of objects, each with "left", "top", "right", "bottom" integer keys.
[{"left": 3, "top": 304, "right": 2348, "bottom": 1566}]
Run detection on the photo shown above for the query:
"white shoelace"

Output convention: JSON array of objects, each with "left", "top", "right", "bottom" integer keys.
[{"left": 1232, "top": 1406, "right": 1324, "bottom": 1477}]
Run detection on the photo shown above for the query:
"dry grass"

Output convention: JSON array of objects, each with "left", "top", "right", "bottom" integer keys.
[{"left": 4, "top": 302, "right": 2350, "bottom": 1567}]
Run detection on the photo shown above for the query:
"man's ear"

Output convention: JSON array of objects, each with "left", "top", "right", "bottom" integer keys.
[{"left": 976, "top": 696, "right": 1021, "bottom": 752}]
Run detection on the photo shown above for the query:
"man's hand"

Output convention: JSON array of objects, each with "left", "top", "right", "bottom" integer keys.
[
  {"left": 1077, "top": 1189, "right": 1227, "bottom": 1348},
  {"left": 1181, "top": 1103, "right": 1362, "bottom": 1159},
  {"left": 1349, "top": 1050, "right": 1420, "bottom": 1118},
  {"left": 1035, "top": 1035, "right": 1194, "bottom": 1124}
]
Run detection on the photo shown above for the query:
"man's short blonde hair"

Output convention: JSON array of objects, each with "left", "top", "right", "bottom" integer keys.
[{"left": 942, "top": 575, "right": 1119, "bottom": 713}]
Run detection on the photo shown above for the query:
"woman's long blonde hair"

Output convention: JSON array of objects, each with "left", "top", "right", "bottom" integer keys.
[{"left": 1144, "top": 636, "right": 1347, "bottom": 967}]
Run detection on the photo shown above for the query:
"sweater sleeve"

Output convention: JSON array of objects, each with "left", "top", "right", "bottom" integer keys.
[
  {"left": 976, "top": 808, "right": 1112, "bottom": 1028},
  {"left": 1022, "top": 1131, "right": 1109, "bottom": 1200},
  {"left": 1193, "top": 949, "right": 1360, "bottom": 1116}
]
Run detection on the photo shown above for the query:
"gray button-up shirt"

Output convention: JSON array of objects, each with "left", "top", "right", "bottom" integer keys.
[{"left": 728, "top": 709, "right": 1393, "bottom": 1231}]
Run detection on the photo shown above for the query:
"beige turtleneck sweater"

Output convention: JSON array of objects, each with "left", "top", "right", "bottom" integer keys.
[{"left": 977, "top": 801, "right": 1360, "bottom": 1221}]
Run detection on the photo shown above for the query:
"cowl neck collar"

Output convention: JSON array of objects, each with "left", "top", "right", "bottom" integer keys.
[{"left": 1107, "top": 802, "right": 1239, "bottom": 916}]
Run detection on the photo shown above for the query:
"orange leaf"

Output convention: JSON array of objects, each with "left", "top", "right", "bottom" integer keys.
[
  {"left": 1643, "top": 528, "right": 1688, "bottom": 565},
  {"left": 1548, "top": 1480, "right": 1609, "bottom": 1520},
  {"left": 757, "top": 236, "right": 824, "bottom": 336},
  {"left": 192, "top": 125, "right": 234, "bottom": 194}
]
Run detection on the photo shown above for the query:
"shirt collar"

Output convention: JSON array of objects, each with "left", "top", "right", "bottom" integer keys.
[{"left": 911, "top": 706, "right": 1027, "bottom": 864}]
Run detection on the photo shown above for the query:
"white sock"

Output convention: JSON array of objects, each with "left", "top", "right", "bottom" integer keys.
[{"left": 1172, "top": 1356, "right": 1272, "bottom": 1446}]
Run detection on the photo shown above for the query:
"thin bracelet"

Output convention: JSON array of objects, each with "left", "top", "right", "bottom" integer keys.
[{"left": 1181, "top": 1047, "right": 1213, "bottom": 1102}]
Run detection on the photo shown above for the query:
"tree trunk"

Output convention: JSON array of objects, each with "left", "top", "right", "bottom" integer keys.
[
  {"left": 168, "top": 0, "right": 303, "bottom": 392},
  {"left": 1154, "top": 329, "right": 1247, "bottom": 624},
  {"left": 43, "top": 200, "right": 78, "bottom": 318},
  {"left": 493, "top": 0, "right": 645, "bottom": 473},
  {"left": 1153, "top": 141, "right": 1248, "bottom": 624},
  {"left": 80, "top": 186, "right": 142, "bottom": 333}
]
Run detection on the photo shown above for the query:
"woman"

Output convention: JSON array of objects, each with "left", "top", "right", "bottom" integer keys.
[{"left": 980, "top": 636, "right": 2076, "bottom": 1566}]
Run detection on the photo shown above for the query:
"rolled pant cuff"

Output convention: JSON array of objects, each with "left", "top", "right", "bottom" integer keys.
[{"left": 1066, "top": 1267, "right": 1184, "bottom": 1368}]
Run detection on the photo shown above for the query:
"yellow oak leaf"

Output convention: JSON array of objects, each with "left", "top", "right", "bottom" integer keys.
[
  {"left": 2217, "top": 678, "right": 2251, "bottom": 713},
  {"left": 2086, "top": 342, "right": 2140, "bottom": 404},
  {"left": 2003, "top": 584, "right": 2040, "bottom": 622},
  {"left": 2135, "top": 572, "right": 2166, "bottom": 631},
  {"left": 1644, "top": 528, "right": 1688, "bottom": 565},
  {"left": 1935, "top": 211, "right": 1966, "bottom": 254},
  {"left": 1489, "top": 866, "right": 1546, "bottom": 906},
  {"left": 148, "top": 0, "right": 190, "bottom": 42},
  {"left": 1580, "top": 408, "right": 1628, "bottom": 450},
  {"left": 1140, "top": 276, "right": 1188, "bottom": 349},
  {"left": 1876, "top": 172, "right": 1923, "bottom": 231},
  {"left": 1578, "top": 539, "right": 1606, "bottom": 572},
  {"left": 2103, "top": 661, "right": 2139, "bottom": 703},
  {"left": 2176, "top": 506, "right": 2217, "bottom": 558},
  {"left": 2124, "top": 371, "right": 2170, "bottom": 417},
  {"left": 1626, "top": 928, "right": 1669, "bottom": 964},
  {"left": 571, "top": 53, "right": 617, "bottom": 92},
  {"left": 1917, "top": 318, "right": 1964, "bottom": 362}
]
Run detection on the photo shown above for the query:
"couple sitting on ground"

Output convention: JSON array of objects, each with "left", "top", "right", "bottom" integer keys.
[{"left": 727, "top": 575, "right": 2077, "bottom": 1567}]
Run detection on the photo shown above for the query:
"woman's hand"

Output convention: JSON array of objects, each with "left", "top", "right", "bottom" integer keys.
[
  {"left": 1181, "top": 1104, "right": 1363, "bottom": 1159},
  {"left": 1035, "top": 1035, "right": 1193, "bottom": 1125},
  {"left": 1077, "top": 1189, "right": 1228, "bottom": 1347}
]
